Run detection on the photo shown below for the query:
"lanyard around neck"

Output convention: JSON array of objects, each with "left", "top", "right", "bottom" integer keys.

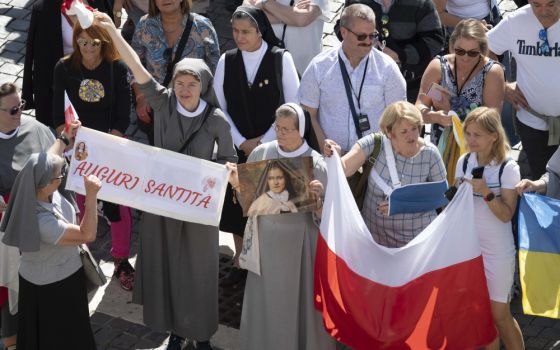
[
  {"left": 339, "top": 54, "right": 369, "bottom": 112},
  {"left": 454, "top": 56, "right": 481, "bottom": 96}
]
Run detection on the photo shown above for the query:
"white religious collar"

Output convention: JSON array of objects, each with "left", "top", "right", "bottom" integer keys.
[
  {"left": 242, "top": 41, "right": 268, "bottom": 59},
  {"left": 267, "top": 190, "right": 289, "bottom": 202},
  {"left": 0, "top": 127, "right": 19, "bottom": 140},
  {"left": 275, "top": 140, "right": 310, "bottom": 158},
  {"left": 176, "top": 99, "right": 207, "bottom": 118}
]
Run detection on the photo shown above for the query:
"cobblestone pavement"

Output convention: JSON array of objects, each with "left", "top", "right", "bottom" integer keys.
[{"left": 1, "top": 0, "right": 560, "bottom": 349}]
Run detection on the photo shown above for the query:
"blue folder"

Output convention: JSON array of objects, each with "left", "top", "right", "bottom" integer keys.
[{"left": 388, "top": 180, "right": 449, "bottom": 216}]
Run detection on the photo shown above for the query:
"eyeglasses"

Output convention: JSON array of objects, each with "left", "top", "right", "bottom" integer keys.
[
  {"left": 76, "top": 38, "right": 102, "bottom": 47},
  {"left": 538, "top": 28, "right": 551, "bottom": 55},
  {"left": 343, "top": 26, "right": 379, "bottom": 42},
  {"left": 274, "top": 125, "right": 298, "bottom": 135},
  {"left": 52, "top": 166, "right": 67, "bottom": 181},
  {"left": 0, "top": 100, "right": 25, "bottom": 116},
  {"left": 381, "top": 14, "right": 389, "bottom": 39},
  {"left": 454, "top": 47, "right": 481, "bottom": 57}
]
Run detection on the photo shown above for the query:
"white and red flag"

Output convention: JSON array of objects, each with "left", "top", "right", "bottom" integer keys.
[
  {"left": 64, "top": 91, "right": 79, "bottom": 132},
  {"left": 314, "top": 154, "right": 497, "bottom": 349}
]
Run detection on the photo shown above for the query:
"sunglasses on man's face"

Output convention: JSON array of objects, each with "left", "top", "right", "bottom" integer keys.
[
  {"left": 454, "top": 47, "right": 481, "bottom": 57},
  {"left": 77, "top": 38, "right": 102, "bottom": 47},
  {"left": 343, "top": 26, "right": 379, "bottom": 42},
  {"left": 0, "top": 100, "right": 25, "bottom": 116}
]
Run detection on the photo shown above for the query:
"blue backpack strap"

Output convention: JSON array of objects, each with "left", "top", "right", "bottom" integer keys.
[{"left": 462, "top": 153, "right": 471, "bottom": 175}]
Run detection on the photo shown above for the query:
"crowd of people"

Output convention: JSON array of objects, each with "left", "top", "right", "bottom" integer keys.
[{"left": 0, "top": 0, "right": 559, "bottom": 349}]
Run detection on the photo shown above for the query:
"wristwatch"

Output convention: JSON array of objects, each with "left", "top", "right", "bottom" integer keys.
[
  {"left": 113, "top": 10, "right": 122, "bottom": 18},
  {"left": 57, "top": 133, "right": 70, "bottom": 146},
  {"left": 483, "top": 192, "right": 495, "bottom": 202}
]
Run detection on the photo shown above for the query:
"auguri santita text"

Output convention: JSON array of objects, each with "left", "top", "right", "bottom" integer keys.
[{"left": 73, "top": 161, "right": 213, "bottom": 208}]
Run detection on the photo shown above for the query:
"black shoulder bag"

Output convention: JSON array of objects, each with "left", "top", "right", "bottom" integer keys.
[
  {"left": 163, "top": 14, "right": 194, "bottom": 87},
  {"left": 347, "top": 133, "right": 383, "bottom": 209}
]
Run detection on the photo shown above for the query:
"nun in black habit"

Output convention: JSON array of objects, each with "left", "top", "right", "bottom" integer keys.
[{"left": 213, "top": 6, "right": 300, "bottom": 283}]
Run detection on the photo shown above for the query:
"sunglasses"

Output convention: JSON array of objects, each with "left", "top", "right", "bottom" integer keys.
[
  {"left": 343, "top": 26, "right": 379, "bottom": 42},
  {"left": 52, "top": 166, "right": 67, "bottom": 181},
  {"left": 538, "top": 28, "right": 551, "bottom": 55},
  {"left": 381, "top": 14, "right": 389, "bottom": 39},
  {"left": 0, "top": 99, "right": 25, "bottom": 116},
  {"left": 454, "top": 47, "right": 481, "bottom": 57},
  {"left": 77, "top": 38, "right": 102, "bottom": 47}
]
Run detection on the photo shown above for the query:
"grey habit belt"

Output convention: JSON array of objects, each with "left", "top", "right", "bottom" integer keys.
[{"left": 526, "top": 106, "right": 560, "bottom": 146}]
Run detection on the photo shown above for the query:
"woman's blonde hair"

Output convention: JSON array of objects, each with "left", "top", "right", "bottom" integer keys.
[
  {"left": 67, "top": 22, "right": 119, "bottom": 70},
  {"left": 449, "top": 18, "right": 489, "bottom": 56},
  {"left": 463, "top": 107, "right": 510, "bottom": 163},
  {"left": 379, "top": 101, "right": 423, "bottom": 135}
]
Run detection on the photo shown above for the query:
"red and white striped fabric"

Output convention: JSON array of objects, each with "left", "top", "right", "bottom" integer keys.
[
  {"left": 64, "top": 91, "right": 79, "bottom": 132},
  {"left": 314, "top": 154, "right": 496, "bottom": 349}
]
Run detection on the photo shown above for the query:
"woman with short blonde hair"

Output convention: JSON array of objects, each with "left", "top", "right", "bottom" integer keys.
[
  {"left": 379, "top": 100, "right": 423, "bottom": 135},
  {"left": 324, "top": 101, "right": 447, "bottom": 248}
]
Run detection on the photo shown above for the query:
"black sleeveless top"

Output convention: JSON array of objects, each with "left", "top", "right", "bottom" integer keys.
[{"left": 224, "top": 46, "right": 283, "bottom": 140}]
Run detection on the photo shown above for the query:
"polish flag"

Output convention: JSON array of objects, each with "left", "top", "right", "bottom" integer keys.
[
  {"left": 314, "top": 154, "right": 497, "bottom": 349},
  {"left": 64, "top": 91, "right": 79, "bottom": 132}
]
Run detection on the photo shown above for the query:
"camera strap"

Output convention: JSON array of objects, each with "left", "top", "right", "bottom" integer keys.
[{"left": 338, "top": 53, "right": 369, "bottom": 138}]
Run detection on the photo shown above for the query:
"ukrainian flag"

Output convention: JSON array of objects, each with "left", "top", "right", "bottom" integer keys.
[{"left": 518, "top": 193, "right": 560, "bottom": 319}]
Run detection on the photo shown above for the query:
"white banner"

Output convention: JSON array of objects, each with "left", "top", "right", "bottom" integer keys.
[{"left": 65, "top": 127, "right": 229, "bottom": 226}]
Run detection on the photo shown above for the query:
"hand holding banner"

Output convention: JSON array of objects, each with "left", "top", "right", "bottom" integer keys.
[{"left": 65, "top": 127, "right": 229, "bottom": 226}]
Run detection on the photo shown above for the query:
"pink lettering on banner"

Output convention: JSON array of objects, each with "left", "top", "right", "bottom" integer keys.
[
  {"left": 74, "top": 162, "right": 213, "bottom": 209},
  {"left": 73, "top": 161, "right": 140, "bottom": 190},
  {"left": 143, "top": 181, "right": 213, "bottom": 209}
]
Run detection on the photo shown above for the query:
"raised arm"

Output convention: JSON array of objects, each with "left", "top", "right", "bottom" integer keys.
[{"left": 94, "top": 11, "right": 151, "bottom": 84}]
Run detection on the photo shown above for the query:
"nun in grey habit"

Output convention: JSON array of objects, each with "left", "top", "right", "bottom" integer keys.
[
  {"left": 1, "top": 152, "right": 99, "bottom": 350},
  {"left": 94, "top": 13, "right": 238, "bottom": 350},
  {"left": 227, "top": 103, "right": 336, "bottom": 350}
]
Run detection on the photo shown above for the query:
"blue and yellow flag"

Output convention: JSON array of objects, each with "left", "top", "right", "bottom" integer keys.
[{"left": 518, "top": 193, "right": 560, "bottom": 319}]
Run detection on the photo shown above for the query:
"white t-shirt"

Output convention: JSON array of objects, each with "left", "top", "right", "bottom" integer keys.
[
  {"left": 213, "top": 41, "right": 300, "bottom": 147},
  {"left": 487, "top": 5, "right": 560, "bottom": 130},
  {"left": 454, "top": 153, "right": 520, "bottom": 254},
  {"left": 271, "top": 0, "right": 329, "bottom": 74},
  {"left": 446, "top": 0, "right": 496, "bottom": 20}
]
